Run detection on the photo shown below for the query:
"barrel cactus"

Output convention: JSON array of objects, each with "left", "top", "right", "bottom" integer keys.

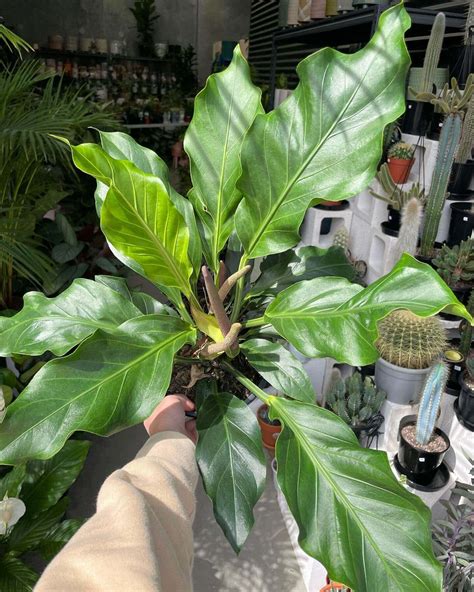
[{"left": 376, "top": 310, "right": 447, "bottom": 369}]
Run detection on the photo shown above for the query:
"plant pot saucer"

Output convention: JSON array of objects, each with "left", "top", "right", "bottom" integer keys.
[
  {"left": 393, "top": 454, "right": 450, "bottom": 492},
  {"left": 454, "top": 398, "right": 474, "bottom": 432},
  {"left": 448, "top": 190, "right": 474, "bottom": 202}
]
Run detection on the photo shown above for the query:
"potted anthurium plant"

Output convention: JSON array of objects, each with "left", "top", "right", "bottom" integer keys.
[{"left": 0, "top": 5, "right": 472, "bottom": 590}]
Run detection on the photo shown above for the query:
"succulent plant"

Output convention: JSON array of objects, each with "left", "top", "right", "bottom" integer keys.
[
  {"left": 432, "top": 464, "right": 474, "bottom": 592},
  {"left": 388, "top": 141, "right": 415, "bottom": 160},
  {"left": 433, "top": 239, "right": 474, "bottom": 288},
  {"left": 371, "top": 163, "right": 426, "bottom": 210},
  {"left": 415, "top": 361, "right": 449, "bottom": 445},
  {"left": 392, "top": 197, "right": 423, "bottom": 263},
  {"left": 332, "top": 226, "right": 350, "bottom": 255},
  {"left": 456, "top": 95, "right": 474, "bottom": 164},
  {"left": 408, "top": 12, "right": 445, "bottom": 99},
  {"left": 460, "top": 289, "right": 474, "bottom": 358},
  {"left": 376, "top": 310, "right": 447, "bottom": 369},
  {"left": 326, "top": 370, "right": 386, "bottom": 428}
]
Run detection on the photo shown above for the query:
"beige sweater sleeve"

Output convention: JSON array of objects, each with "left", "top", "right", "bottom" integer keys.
[{"left": 35, "top": 431, "right": 198, "bottom": 592}]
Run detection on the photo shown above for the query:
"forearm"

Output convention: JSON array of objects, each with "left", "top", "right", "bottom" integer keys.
[{"left": 35, "top": 432, "right": 198, "bottom": 592}]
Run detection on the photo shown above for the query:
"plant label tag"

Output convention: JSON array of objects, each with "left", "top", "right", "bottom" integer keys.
[
  {"left": 463, "top": 217, "right": 468, "bottom": 222},
  {"left": 419, "top": 457, "right": 425, "bottom": 462}
]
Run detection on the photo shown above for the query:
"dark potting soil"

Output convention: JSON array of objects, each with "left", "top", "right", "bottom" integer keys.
[{"left": 401, "top": 424, "right": 448, "bottom": 454}]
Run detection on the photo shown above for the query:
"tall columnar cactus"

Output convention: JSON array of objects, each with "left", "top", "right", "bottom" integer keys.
[
  {"left": 460, "top": 289, "right": 474, "bottom": 358},
  {"left": 377, "top": 310, "right": 447, "bottom": 369},
  {"left": 456, "top": 95, "right": 474, "bottom": 164},
  {"left": 409, "top": 12, "right": 445, "bottom": 98},
  {"left": 420, "top": 113, "right": 463, "bottom": 257},
  {"left": 415, "top": 362, "right": 449, "bottom": 446},
  {"left": 392, "top": 197, "right": 423, "bottom": 264},
  {"left": 326, "top": 371, "right": 386, "bottom": 428}
]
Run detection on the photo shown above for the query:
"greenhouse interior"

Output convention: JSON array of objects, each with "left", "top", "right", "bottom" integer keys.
[{"left": 0, "top": 1, "right": 473, "bottom": 591}]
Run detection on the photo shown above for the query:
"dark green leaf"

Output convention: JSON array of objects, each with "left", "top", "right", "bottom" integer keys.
[
  {"left": 95, "top": 256, "right": 118, "bottom": 273},
  {"left": 265, "top": 255, "right": 472, "bottom": 365},
  {"left": 55, "top": 212, "right": 77, "bottom": 246},
  {"left": 196, "top": 384, "right": 266, "bottom": 552},
  {"left": 0, "top": 554, "right": 38, "bottom": 592},
  {"left": 241, "top": 338, "right": 314, "bottom": 403},
  {"left": 0, "top": 465, "right": 27, "bottom": 499},
  {"left": 0, "top": 315, "right": 196, "bottom": 463},
  {"left": 21, "top": 440, "right": 90, "bottom": 517},
  {"left": 248, "top": 245, "right": 356, "bottom": 299},
  {"left": 8, "top": 497, "right": 68, "bottom": 554},
  {"left": 95, "top": 274, "right": 132, "bottom": 300},
  {"left": 51, "top": 241, "right": 84, "bottom": 264},
  {"left": 131, "top": 291, "right": 176, "bottom": 316},
  {"left": 268, "top": 396, "right": 443, "bottom": 591},
  {"left": 38, "top": 518, "right": 84, "bottom": 562},
  {"left": 184, "top": 45, "right": 262, "bottom": 271},
  {"left": 43, "top": 262, "right": 89, "bottom": 296},
  {"left": 0, "top": 278, "right": 142, "bottom": 356},
  {"left": 235, "top": 4, "right": 410, "bottom": 259}
]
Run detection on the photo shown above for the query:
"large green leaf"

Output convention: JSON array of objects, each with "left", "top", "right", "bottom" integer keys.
[
  {"left": 38, "top": 518, "right": 84, "bottom": 561},
  {"left": 241, "top": 338, "right": 314, "bottom": 403},
  {"left": 265, "top": 255, "right": 472, "bottom": 365},
  {"left": 0, "top": 554, "right": 38, "bottom": 592},
  {"left": 0, "top": 278, "right": 142, "bottom": 357},
  {"left": 70, "top": 143, "right": 194, "bottom": 303},
  {"left": 235, "top": 3, "right": 411, "bottom": 259},
  {"left": 0, "top": 465, "right": 27, "bottom": 499},
  {"left": 8, "top": 497, "right": 68, "bottom": 554},
  {"left": 196, "top": 383, "right": 266, "bottom": 553},
  {"left": 96, "top": 131, "right": 202, "bottom": 276},
  {"left": 268, "top": 396, "right": 442, "bottom": 591},
  {"left": 184, "top": 45, "right": 262, "bottom": 271},
  {"left": 247, "top": 245, "right": 356, "bottom": 299},
  {"left": 0, "top": 315, "right": 196, "bottom": 464},
  {"left": 20, "top": 440, "right": 90, "bottom": 517}
]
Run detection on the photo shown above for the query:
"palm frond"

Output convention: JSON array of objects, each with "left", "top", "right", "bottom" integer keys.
[{"left": 0, "top": 23, "right": 32, "bottom": 56}]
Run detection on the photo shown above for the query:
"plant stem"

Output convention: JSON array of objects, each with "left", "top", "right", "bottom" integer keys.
[
  {"left": 230, "top": 255, "right": 249, "bottom": 323},
  {"left": 177, "top": 299, "right": 194, "bottom": 325},
  {"left": 221, "top": 360, "right": 270, "bottom": 403},
  {"left": 242, "top": 317, "right": 265, "bottom": 328},
  {"left": 175, "top": 355, "right": 211, "bottom": 366}
]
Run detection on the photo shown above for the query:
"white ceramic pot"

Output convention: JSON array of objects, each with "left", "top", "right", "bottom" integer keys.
[
  {"left": 375, "top": 358, "right": 430, "bottom": 405},
  {"left": 287, "top": 0, "right": 299, "bottom": 24}
]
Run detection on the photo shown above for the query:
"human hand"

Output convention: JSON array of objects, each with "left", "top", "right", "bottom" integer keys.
[{"left": 144, "top": 394, "right": 197, "bottom": 443}]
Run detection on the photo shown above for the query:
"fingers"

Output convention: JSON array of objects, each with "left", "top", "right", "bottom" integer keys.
[
  {"left": 185, "top": 419, "right": 198, "bottom": 444},
  {"left": 168, "top": 393, "right": 195, "bottom": 411}
]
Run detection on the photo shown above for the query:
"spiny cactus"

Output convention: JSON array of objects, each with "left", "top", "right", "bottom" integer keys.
[
  {"left": 392, "top": 197, "right": 423, "bottom": 264},
  {"left": 459, "top": 289, "right": 474, "bottom": 358},
  {"left": 465, "top": 0, "right": 474, "bottom": 46},
  {"left": 420, "top": 113, "right": 464, "bottom": 258},
  {"left": 326, "top": 370, "right": 386, "bottom": 427},
  {"left": 416, "top": 361, "right": 449, "bottom": 446},
  {"left": 371, "top": 163, "right": 426, "bottom": 210},
  {"left": 456, "top": 95, "right": 474, "bottom": 164},
  {"left": 388, "top": 142, "right": 415, "bottom": 160},
  {"left": 409, "top": 12, "right": 445, "bottom": 99},
  {"left": 376, "top": 310, "right": 447, "bottom": 369},
  {"left": 433, "top": 238, "right": 474, "bottom": 287},
  {"left": 332, "top": 226, "right": 350, "bottom": 255}
]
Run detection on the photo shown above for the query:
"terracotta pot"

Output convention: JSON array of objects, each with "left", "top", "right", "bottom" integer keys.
[
  {"left": 257, "top": 404, "right": 281, "bottom": 450},
  {"left": 321, "top": 576, "right": 351, "bottom": 591},
  {"left": 387, "top": 157, "right": 414, "bottom": 184}
]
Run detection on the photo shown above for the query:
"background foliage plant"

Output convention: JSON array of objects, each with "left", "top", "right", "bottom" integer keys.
[{"left": 0, "top": 5, "right": 471, "bottom": 590}]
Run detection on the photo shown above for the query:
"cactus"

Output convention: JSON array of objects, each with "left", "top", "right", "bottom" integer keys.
[
  {"left": 419, "top": 113, "right": 463, "bottom": 257},
  {"left": 326, "top": 371, "right": 386, "bottom": 428},
  {"left": 459, "top": 289, "right": 474, "bottom": 358},
  {"left": 392, "top": 198, "right": 423, "bottom": 264},
  {"left": 432, "top": 238, "right": 474, "bottom": 287},
  {"left": 376, "top": 310, "right": 447, "bottom": 369},
  {"left": 332, "top": 226, "right": 350, "bottom": 254},
  {"left": 388, "top": 142, "right": 415, "bottom": 160},
  {"left": 465, "top": 0, "right": 474, "bottom": 46},
  {"left": 408, "top": 12, "right": 445, "bottom": 99},
  {"left": 415, "top": 362, "right": 449, "bottom": 446},
  {"left": 371, "top": 163, "right": 426, "bottom": 210},
  {"left": 456, "top": 95, "right": 474, "bottom": 164}
]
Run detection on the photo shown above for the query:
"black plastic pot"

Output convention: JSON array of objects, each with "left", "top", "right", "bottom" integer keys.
[
  {"left": 386, "top": 206, "right": 400, "bottom": 230},
  {"left": 401, "top": 100, "right": 435, "bottom": 136},
  {"left": 380, "top": 221, "right": 399, "bottom": 237},
  {"left": 443, "top": 349, "right": 465, "bottom": 396},
  {"left": 447, "top": 202, "right": 474, "bottom": 247},
  {"left": 427, "top": 112, "right": 444, "bottom": 141},
  {"left": 455, "top": 374, "right": 474, "bottom": 431},
  {"left": 448, "top": 161, "right": 474, "bottom": 199},
  {"left": 397, "top": 416, "right": 450, "bottom": 486}
]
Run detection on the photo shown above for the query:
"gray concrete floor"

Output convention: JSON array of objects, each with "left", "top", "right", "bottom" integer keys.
[{"left": 67, "top": 427, "right": 306, "bottom": 592}]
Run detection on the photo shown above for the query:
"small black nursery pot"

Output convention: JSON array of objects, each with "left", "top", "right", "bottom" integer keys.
[
  {"left": 401, "top": 100, "right": 434, "bottom": 136},
  {"left": 397, "top": 416, "right": 450, "bottom": 486},
  {"left": 447, "top": 202, "right": 474, "bottom": 247},
  {"left": 455, "top": 374, "right": 474, "bottom": 432},
  {"left": 448, "top": 161, "right": 474, "bottom": 199}
]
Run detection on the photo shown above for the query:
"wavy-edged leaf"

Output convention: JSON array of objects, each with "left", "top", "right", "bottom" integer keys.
[
  {"left": 21, "top": 440, "right": 90, "bottom": 517},
  {"left": 265, "top": 254, "right": 472, "bottom": 365},
  {"left": 0, "top": 278, "right": 142, "bottom": 357},
  {"left": 235, "top": 4, "right": 411, "bottom": 259},
  {"left": 42, "top": 262, "right": 89, "bottom": 296},
  {"left": 241, "top": 338, "right": 314, "bottom": 403},
  {"left": 38, "top": 518, "right": 84, "bottom": 561},
  {"left": 0, "top": 315, "right": 196, "bottom": 464},
  {"left": 196, "top": 383, "right": 266, "bottom": 552},
  {"left": 96, "top": 130, "right": 201, "bottom": 276},
  {"left": 0, "top": 465, "right": 27, "bottom": 499},
  {"left": 70, "top": 143, "right": 194, "bottom": 303},
  {"left": 247, "top": 245, "right": 356, "bottom": 299},
  {"left": 95, "top": 274, "right": 132, "bottom": 300},
  {"left": 184, "top": 45, "right": 262, "bottom": 271},
  {"left": 268, "top": 396, "right": 442, "bottom": 591},
  {"left": 0, "top": 554, "right": 38, "bottom": 592},
  {"left": 8, "top": 497, "right": 69, "bottom": 554}
]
